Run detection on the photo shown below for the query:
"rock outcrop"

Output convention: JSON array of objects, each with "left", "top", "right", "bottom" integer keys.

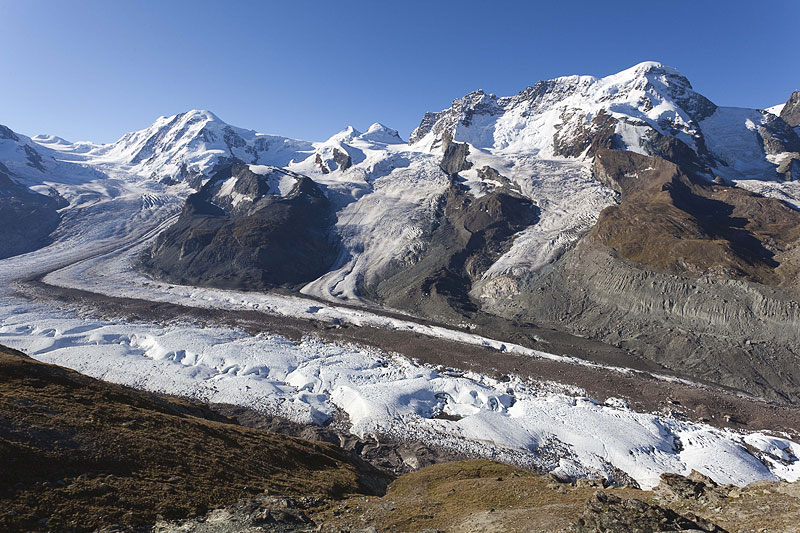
[
  {"left": 781, "top": 91, "right": 800, "bottom": 127},
  {"left": 652, "top": 470, "right": 800, "bottom": 533},
  {"left": 0, "top": 162, "right": 63, "bottom": 259},
  {"left": 143, "top": 163, "right": 338, "bottom": 289},
  {"left": 573, "top": 490, "right": 725, "bottom": 532},
  {"left": 370, "top": 160, "right": 539, "bottom": 319}
]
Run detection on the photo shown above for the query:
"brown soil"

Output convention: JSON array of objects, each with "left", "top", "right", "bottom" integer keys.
[
  {"left": 0, "top": 345, "right": 384, "bottom": 532},
  {"left": 312, "top": 459, "right": 650, "bottom": 532},
  {"left": 590, "top": 149, "right": 800, "bottom": 285},
  {"left": 313, "top": 460, "right": 800, "bottom": 532}
]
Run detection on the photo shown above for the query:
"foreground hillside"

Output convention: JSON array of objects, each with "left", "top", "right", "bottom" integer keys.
[
  {"left": 4, "top": 344, "right": 800, "bottom": 533},
  {"left": 0, "top": 345, "right": 384, "bottom": 531}
]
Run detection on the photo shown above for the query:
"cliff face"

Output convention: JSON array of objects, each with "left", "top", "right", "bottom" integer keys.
[
  {"left": 0, "top": 162, "right": 63, "bottom": 259},
  {"left": 781, "top": 91, "right": 800, "bottom": 127}
]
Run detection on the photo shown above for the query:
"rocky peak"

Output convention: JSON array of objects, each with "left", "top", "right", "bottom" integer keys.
[
  {"left": 0, "top": 124, "right": 20, "bottom": 142},
  {"left": 409, "top": 89, "right": 502, "bottom": 146},
  {"left": 328, "top": 125, "right": 361, "bottom": 144},
  {"left": 408, "top": 61, "right": 715, "bottom": 157},
  {"left": 781, "top": 91, "right": 800, "bottom": 127},
  {"left": 608, "top": 61, "right": 717, "bottom": 122},
  {"left": 201, "top": 163, "right": 311, "bottom": 216}
]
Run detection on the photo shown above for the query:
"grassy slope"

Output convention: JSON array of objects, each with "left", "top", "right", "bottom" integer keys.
[
  {"left": 0, "top": 345, "right": 379, "bottom": 531},
  {"left": 313, "top": 459, "right": 649, "bottom": 532}
]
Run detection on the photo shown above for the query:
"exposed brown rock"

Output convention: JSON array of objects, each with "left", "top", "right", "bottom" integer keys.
[
  {"left": 573, "top": 490, "right": 726, "bottom": 532},
  {"left": 654, "top": 471, "right": 800, "bottom": 533},
  {"left": 653, "top": 470, "right": 721, "bottom": 504},
  {"left": 553, "top": 109, "right": 622, "bottom": 158},
  {"left": 589, "top": 149, "right": 800, "bottom": 285}
]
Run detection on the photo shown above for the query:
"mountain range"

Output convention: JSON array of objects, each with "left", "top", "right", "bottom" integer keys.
[
  {"left": 6, "top": 61, "right": 800, "bottom": 530},
  {"left": 4, "top": 61, "right": 800, "bottom": 404}
]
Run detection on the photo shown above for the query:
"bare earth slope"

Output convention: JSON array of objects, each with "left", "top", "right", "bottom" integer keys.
[
  {"left": 0, "top": 345, "right": 383, "bottom": 532},
  {"left": 164, "top": 459, "right": 800, "bottom": 533}
]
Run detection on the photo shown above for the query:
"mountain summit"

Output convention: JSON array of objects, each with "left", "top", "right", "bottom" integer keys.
[
  {"left": 36, "top": 109, "right": 315, "bottom": 186},
  {"left": 410, "top": 61, "right": 799, "bottom": 182}
]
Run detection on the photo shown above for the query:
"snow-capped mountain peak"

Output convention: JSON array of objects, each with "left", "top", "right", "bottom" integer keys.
[
  {"left": 604, "top": 60, "right": 682, "bottom": 82},
  {"left": 359, "top": 122, "right": 403, "bottom": 144},
  {"left": 328, "top": 125, "right": 362, "bottom": 143},
  {"left": 32, "top": 134, "right": 73, "bottom": 146},
  {"left": 408, "top": 60, "right": 716, "bottom": 157},
  {"left": 407, "top": 61, "right": 800, "bottom": 181},
  {"left": 35, "top": 110, "right": 315, "bottom": 185}
]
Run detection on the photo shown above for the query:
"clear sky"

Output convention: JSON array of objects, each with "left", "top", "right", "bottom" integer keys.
[{"left": 2, "top": 0, "right": 798, "bottom": 143}]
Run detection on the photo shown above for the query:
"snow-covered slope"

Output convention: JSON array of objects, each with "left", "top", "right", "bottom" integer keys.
[
  {"left": 410, "top": 61, "right": 799, "bottom": 182},
  {"left": 0, "top": 123, "right": 107, "bottom": 193},
  {"left": 36, "top": 110, "right": 315, "bottom": 185},
  {"left": 767, "top": 103, "right": 786, "bottom": 116},
  {"left": 700, "top": 107, "right": 796, "bottom": 179}
]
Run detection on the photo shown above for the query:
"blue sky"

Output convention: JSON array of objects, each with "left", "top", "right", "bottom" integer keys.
[{"left": 1, "top": 0, "right": 798, "bottom": 143}]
